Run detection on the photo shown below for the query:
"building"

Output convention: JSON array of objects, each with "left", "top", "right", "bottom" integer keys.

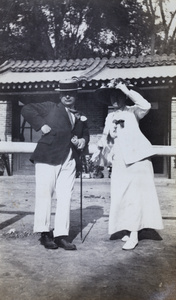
[{"left": 0, "top": 54, "right": 176, "bottom": 177}]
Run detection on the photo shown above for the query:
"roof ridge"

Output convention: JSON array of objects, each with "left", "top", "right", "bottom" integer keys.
[
  {"left": 82, "top": 57, "right": 108, "bottom": 80},
  {"left": 0, "top": 53, "right": 176, "bottom": 75}
]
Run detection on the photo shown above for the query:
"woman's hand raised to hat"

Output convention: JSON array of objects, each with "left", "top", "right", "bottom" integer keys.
[{"left": 115, "top": 82, "right": 130, "bottom": 97}]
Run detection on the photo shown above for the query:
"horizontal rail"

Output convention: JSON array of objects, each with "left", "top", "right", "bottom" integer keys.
[
  {"left": 0, "top": 142, "right": 176, "bottom": 156},
  {"left": 0, "top": 142, "right": 37, "bottom": 153},
  {"left": 152, "top": 146, "right": 176, "bottom": 156}
]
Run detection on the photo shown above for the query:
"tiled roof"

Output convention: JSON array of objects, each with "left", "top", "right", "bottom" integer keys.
[
  {"left": 0, "top": 53, "right": 176, "bottom": 76},
  {"left": 106, "top": 53, "right": 176, "bottom": 68},
  {"left": 85, "top": 53, "right": 176, "bottom": 80},
  {"left": 0, "top": 54, "right": 176, "bottom": 93},
  {"left": 0, "top": 58, "right": 98, "bottom": 73}
]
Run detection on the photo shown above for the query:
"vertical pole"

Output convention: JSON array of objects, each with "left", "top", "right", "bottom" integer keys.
[{"left": 80, "top": 152, "right": 83, "bottom": 240}]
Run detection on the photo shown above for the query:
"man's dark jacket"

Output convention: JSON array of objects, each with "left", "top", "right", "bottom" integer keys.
[{"left": 21, "top": 101, "right": 89, "bottom": 170}]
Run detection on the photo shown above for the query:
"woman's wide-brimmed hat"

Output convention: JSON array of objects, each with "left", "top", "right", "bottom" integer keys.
[
  {"left": 55, "top": 79, "right": 82, "bottom": 92},
  {"left": 95, "top": 78, "right": 144, "bottom": 105}
]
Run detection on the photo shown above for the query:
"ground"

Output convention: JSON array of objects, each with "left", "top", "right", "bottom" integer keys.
[{"left": 0, "top": 176, "right": 176, "bottom": 300}]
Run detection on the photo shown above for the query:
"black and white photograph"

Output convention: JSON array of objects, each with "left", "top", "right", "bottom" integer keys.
[{"left": 0, "top": 0, "right": 176, "bottom": 299}]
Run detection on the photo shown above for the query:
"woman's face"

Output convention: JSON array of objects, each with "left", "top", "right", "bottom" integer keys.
[{"left": 110, "top": 90, "right": 126, "bottom": 109}]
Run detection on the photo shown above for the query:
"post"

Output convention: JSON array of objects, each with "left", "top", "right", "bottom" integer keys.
[{"left": 80, "top": 151, "right": 83, "bottom": 241}]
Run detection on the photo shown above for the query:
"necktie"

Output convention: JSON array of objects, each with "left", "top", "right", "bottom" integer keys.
[{"left": 68, "top": 108, "right": 78, "bottom": 114}]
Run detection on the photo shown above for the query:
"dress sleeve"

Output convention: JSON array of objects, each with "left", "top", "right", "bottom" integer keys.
[
  {"left": 97, "top": 113, "right": 114, "bottom": 148},
  {"left": 102, "top": 113, "right": 114, "bottom": 135},
  {"left": 128, "top": 90, "right": 151, "bottom": 119}
]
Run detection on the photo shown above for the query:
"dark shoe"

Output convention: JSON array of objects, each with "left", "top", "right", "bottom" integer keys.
[
  {"left": 54, "top": 236, "right": 77, "bottom": 250},
  {"left": 40, "top": 232, "right": 58, "bottom": 249}
]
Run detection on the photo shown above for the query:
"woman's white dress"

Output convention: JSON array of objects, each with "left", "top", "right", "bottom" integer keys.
[
  {"left": 109, "top": 139, "right": 163, "bottom": 234},
  {"left": 99, "top": 89, "right": 164, "bottom": 235}
]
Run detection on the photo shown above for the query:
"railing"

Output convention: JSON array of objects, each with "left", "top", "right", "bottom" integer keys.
[
  {"left": 0, "top": 142, "right": 176, "bottom": 156},
  {"left": 0, "top": 142, "right": 176, "bottom": 177}
]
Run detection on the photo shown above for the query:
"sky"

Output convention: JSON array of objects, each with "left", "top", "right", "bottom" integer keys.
[{"left": 138, "top": 0, "right": 176, "bottom": 36}]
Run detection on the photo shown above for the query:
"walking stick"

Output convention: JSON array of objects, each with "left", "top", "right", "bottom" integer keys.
[{"left": 80, "top": 151, "right": 83, "bottom": 241}]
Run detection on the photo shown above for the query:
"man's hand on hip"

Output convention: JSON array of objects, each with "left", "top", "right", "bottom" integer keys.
[{"left": 41, "top": 124, "right": 51, "bottom": 135}]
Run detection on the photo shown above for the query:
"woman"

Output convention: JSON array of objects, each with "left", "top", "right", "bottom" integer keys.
[{"left": 92, "top": 80, "right": 163, "bottom": 250}]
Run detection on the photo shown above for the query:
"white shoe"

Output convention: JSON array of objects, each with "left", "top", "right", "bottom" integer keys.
[
  {"left": 121, "top": 235, "right": 130, "bottom": 242},
  {"left": 122, "top": 239, "right": 138, "bottom": 250}
]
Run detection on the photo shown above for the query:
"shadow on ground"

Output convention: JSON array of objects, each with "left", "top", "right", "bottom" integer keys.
[
  {"left": 69, "top": 205, "right": 104, "bottom": 241},
  {"left": 110, "top": 228, "right": 162, "bottom": 241},
  {"left": 0, "top": 205, "right": 104, "bottom": 242}
]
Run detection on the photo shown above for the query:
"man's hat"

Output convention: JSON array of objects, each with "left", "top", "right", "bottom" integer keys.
[{"left": 55, "top": 79, "right": 82, "bottom": 92}]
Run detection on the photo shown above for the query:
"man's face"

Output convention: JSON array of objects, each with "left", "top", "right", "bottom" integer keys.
[{"left": 60, "top": 91, "right": 77, "bottom": 108}]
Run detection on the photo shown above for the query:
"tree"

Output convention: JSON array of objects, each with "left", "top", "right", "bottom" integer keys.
[
  {"left": 0, "top": 0, "right": 57, "bottom": 62},
  {"left": 97, "top": 0, "right": 152, "bottom": 56},
  {"left": 142, "top": 0, "right": 176, "bottom": 54},
  {"left": 37, "top": 0, "right": 151, "bottom": 58},
  {"left": 0, "top": 0, "right": 175, "bottom": 63}
]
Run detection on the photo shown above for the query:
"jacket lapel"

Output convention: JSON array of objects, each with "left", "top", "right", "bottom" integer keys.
[{"left": 57, "top": 102, "right": 73, "bottom": 129}]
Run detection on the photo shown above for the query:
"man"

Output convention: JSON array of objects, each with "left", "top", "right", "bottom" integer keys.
[{"left": 21, "top": 79, "right": 89, "bottom": 250}]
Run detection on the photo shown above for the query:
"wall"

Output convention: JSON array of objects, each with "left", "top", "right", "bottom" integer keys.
[
  {"left": 171, "top": 98, "right": 176, "bottom": 179},
  {"left": 0, "top": 100, "right": 12, "bottom": 175},
  {"left": 77, "top": 91, "right": 107, "bottom": 145},
  {"left": 0, "top": 101, "right": 12, "bottom": 141}
]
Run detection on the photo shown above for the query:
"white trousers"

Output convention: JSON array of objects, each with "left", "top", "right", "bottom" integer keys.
[{"left": 33, "top": 151, "right": 76, "bottom": 237}]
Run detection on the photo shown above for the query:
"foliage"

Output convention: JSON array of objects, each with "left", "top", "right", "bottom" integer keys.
[
  {"left": 0, "top": 0, "right": 175, "bottom": 63},
  {"left": 82, "top": 155, "right": 104, "bottom": 179}
]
